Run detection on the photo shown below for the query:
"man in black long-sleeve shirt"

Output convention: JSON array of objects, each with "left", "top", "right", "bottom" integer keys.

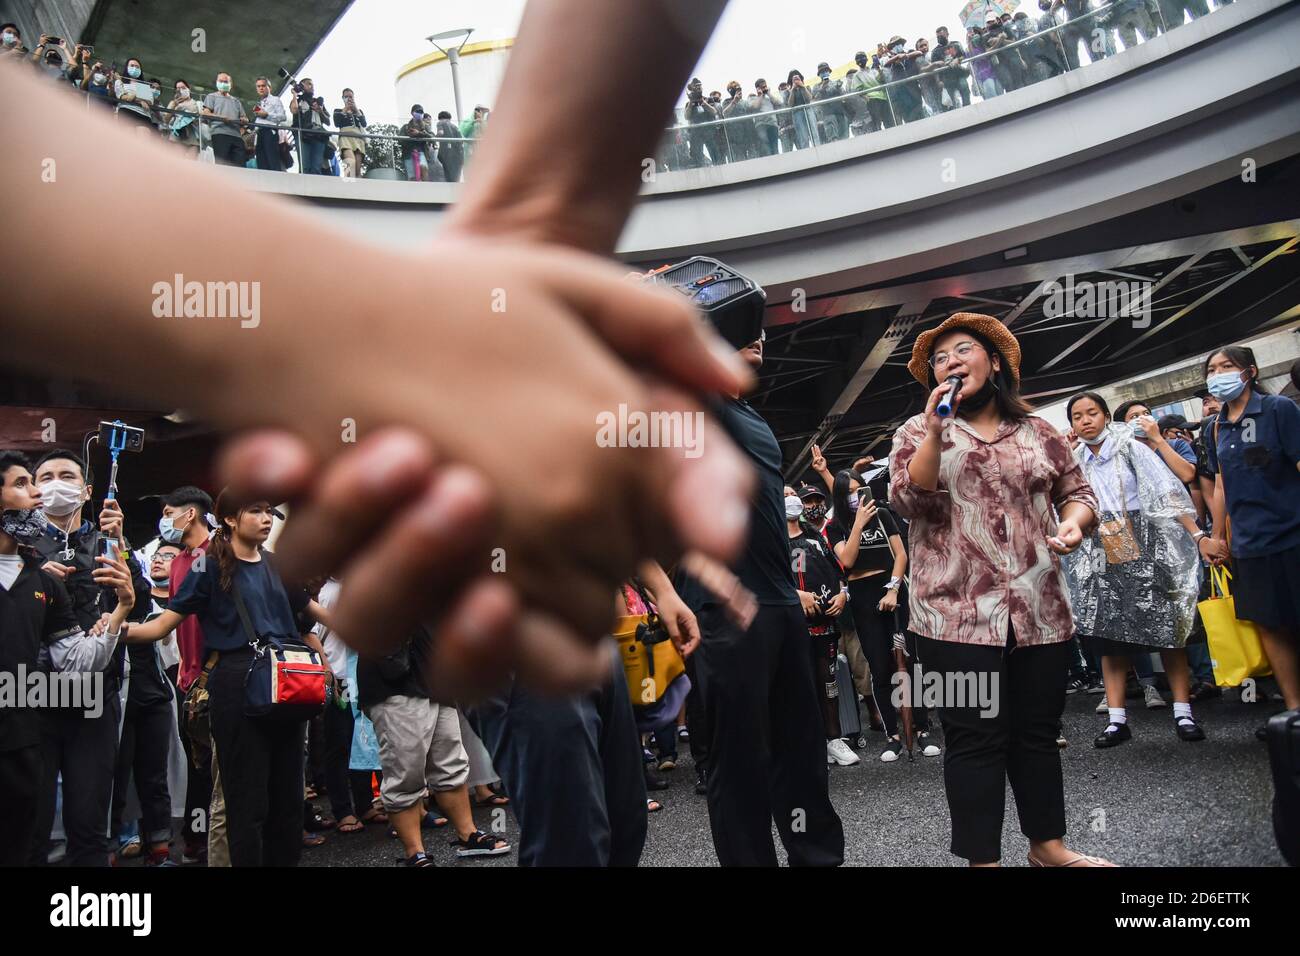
[{"left": 676, "top": 331, "right": 845, "bottom": 867}]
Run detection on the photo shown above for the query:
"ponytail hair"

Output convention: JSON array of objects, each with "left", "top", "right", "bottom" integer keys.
[
  {"left": 1204, "top": 345, "right": 1269, "bottom": 395},
  {"left": 209, "top": 488, "right": 263, "bottom": 592}
]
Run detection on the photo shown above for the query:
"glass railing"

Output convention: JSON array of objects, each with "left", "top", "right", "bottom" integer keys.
[
  {"left": 653, "top": 0, "right": 1213, "bottom": 171},
  {"left": 76, "top": 0, "right": 1230, "bottom": 181}
]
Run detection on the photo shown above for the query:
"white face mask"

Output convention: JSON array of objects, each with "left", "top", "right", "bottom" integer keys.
[
  {"left": 92, "top": 72, "right": 106, "bottom": 85},
  {"left": 39, "top": 479, "right": 86, "bottom": 517},
  {"left": 2, "top": 31, "right": 17, "bottom": 47},
  {"left": 785, "top": 495, "right": 804, "bottom": 519},
  {"left": 1081, "top": 431, "right": 1107, "bottom": 447},
  {"left": 175, "top": 86, "right": 189, "bottom": 99}
]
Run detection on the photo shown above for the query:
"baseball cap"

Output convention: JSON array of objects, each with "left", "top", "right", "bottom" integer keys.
[
  {"left": 1157, "top": 414, "right": 1199, "bottom": 432},
  {"left": 797, "top": 483, "right": 826, "bottom": 500}
]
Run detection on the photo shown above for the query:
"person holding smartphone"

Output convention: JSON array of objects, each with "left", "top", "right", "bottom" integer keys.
[
  {"left": 333, "top": 89, "right": 368, "bottom": 179},
  {"left": 828, "top": 470, "right": 940, "bottom": 761}
]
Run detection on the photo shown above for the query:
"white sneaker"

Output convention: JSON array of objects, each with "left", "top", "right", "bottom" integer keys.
[
  {"left": 1144, "top": 685, "right": 1167, "bottom": 709},
  {"left": 826, "top": 738, "right": 861, "bottom": 766},
  {"left": 917, "top": 732, "right": 941, "bottom": 757},
  {"left": 1095, "top": 697, "right": 1109, "bottom": 714}
]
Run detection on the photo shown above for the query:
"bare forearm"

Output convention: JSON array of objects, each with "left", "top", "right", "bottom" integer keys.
[
  {"left": 446, "top": 0, "right": 727, "bottom": 252},
  {"left": 1, "top": 65, "right": 382, "bottom": 418},
  {"left": 1059, "top": 500, "right": 1096, "bottom": 533}
]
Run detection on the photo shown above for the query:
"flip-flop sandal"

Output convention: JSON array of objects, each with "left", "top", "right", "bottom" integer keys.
[
  {"left": 336, "top": 816, "right": 364, "bottom": 833},
  {"left": 421, "top": 812, "right": 449, "bottom": 829},
  {"left": 302, "top": 831, "right": 326, "bottom": 848},
  {"left": 474, "top": 794, "right": 510, "bottom": 807},
  {"left": 360, "top": 808, "right": 388, "bottom": 825}
]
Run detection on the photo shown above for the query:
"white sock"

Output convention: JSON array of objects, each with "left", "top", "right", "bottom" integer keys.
[
  {"left": 1108, "top": 707, "right": 1128, "bottom": 726},
  {"left": 1173, "top": 702, "right": 1195, "bottom": 725}
]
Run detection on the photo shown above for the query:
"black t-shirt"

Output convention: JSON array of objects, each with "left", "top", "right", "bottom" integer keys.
[
  {"left": 789, "top": 530, "right": 842, "bottom": 626},
  {"left": 827, "top": 503, "right": 902, "bottom": 575},
  {"left": 675, "top": 397, "right": 798, "bottom": 612},
  {"left": 356, "top": 625, "right": 432, "bottom": 710},
  {"left": 0, "top": 554, "right": 81, "bottom": 750},
  {"left": 169, "top": 554, "right": 309, "bottom": 654},
  {"left": 126, "top": 596, "right": 172, "bottom": 707}
]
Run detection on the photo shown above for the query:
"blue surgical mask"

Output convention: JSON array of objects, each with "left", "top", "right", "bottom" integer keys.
[
  {"left": 1205, "top": 371, "right": 1247, "bottom": 402},
  {"left": 127, "top": 64, "right": 141, "bottom": 79},
  {"left": 158, "top": 512, "right": 189, "bottom": 544},
  {"left": 1129, "top": 419, "right": 1147, "bottom": 439}
]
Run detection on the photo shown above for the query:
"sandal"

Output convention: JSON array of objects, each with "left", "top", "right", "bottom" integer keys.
[
  {"left": 474, "top": 793, "right": 510, "bottom": 807},
  {"left": 451, "top": 829, "right": 512, "bottom": 858},
  {"left": 647, "top": 798, "right": 664, "bottom": 814},
  {"left": 1028, "top": 851, "right": 1116, "bottom": 867},
  {"left": 304, "top": 808, "right": 335, "bottom": 832},
  {"left": 302, "top": 831, "right": 326, "bottom": 848},
  {"left": 336, "top": 815, "right": 364, "bottom": 834},
  {"left": 360, "top": 807, "right": 388, "bottom": 825},
  {"left": 421, "top": 811, "right": 449, "bottom": 829}
]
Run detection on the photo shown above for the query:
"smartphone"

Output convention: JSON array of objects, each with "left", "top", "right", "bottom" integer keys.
[{"left": 97, "top": 420, "right": 145, "bottom": 453}]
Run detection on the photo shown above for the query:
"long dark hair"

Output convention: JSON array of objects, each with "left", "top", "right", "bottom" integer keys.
[
  {"left": 830, "top": 469, "right": 865, "bottom": 538},
  {"left": 1204, "top": 345, "right": 1269, "bottom": 395},
  {"left": 931, "top": 327, "right": 1033, "bottom": 420},
  {"left": 208, "top": 488, "right": 262, "bottom": 592}
]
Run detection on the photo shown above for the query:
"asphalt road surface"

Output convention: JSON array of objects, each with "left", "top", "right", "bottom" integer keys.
[{"left": 289, "top": 686, "right": 1285, "bottom": 868}]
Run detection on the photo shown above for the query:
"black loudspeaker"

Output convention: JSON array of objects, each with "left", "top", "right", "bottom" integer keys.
[{"left": 643, "top": 256, "right": 766, "bottom": 350}]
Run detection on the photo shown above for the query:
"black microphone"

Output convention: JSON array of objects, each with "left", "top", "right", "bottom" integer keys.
[{"left": 936, "top": 375, "right": 963, "bottom": 417}]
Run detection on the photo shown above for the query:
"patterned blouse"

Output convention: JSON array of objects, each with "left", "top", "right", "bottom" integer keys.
[{"left": 889, "top": 413, "right": 1098, "bottom": 647}]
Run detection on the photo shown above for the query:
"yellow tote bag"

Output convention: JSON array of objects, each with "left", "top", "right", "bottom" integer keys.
[
  {"left": 1200, "top": 565, "right": 1271, "bottom": 687},
  {"left": 613, "top": 612, "right": 685, "bottom": 707}
]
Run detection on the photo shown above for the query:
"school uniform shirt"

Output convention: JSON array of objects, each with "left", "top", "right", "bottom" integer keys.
[
  {"left": 889, "top": 413, "right": 1098, "bottom": 647},
  {"left": 0, "top": 552, "right": 119, "bottom": 750},
  {"left": 168, "top": 553, "right": 308, "bottom": 654},
  {"left": 826, "top": 503, "right": 904, "bottom": 575},
  {"left": 1204, "top": 392, "right": 1300, "bottom": 559}
]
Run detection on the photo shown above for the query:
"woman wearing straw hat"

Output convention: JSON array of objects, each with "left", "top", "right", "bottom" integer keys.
[{"left": 889, "top": 313, "right": 1114, "bottom": 867}]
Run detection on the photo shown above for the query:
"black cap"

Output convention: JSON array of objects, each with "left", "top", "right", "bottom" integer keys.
[
  {"left": 1157, "top": 414, "right": 1199, "bottom": 432},
  {"left": 797, "top": 483, "right": 826, "bottom": 500},
  {"left": 410, "top": 103, "right": 423, "bottom": 113},
  {"left": 817, "top": 61, "right": 831, "bottom": 73},
  {"left": 855, "top": 50, "right": 868, "bottom": 60}
]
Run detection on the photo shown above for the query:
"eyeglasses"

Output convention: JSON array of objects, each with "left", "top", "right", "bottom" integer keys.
[{"left": 928, "top": 340, "right": 984, "bottom": 370}]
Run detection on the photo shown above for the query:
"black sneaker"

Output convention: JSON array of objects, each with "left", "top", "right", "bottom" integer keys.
[
  {"left": 1094, "top": 722, "right": 1132, "bottom": 748},
  {"left": 452, "top": 829, "right": 512, "bottom": 858},
  {"left": 880, "top": 738, "right": 904, "bottom": 762},
  {"left": 694, "top": 767, "right": 708, "bottom": 795},
  {"left": 400, "top": 851, "right": 433, "bottom": 867},
  {"left": 1084, "top": 677, "right": 1106, "bottom": 695},
  {"left": 1175, "top": 718, "right": 1206, "bottom": 742},
  {"left": 1066, "top": 677, "right": 1086, "bottom": 695}
]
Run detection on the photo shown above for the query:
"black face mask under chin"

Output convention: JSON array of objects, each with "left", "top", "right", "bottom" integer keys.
[{"left": 956, "top": 377, "right": 998, "bottom": 416}]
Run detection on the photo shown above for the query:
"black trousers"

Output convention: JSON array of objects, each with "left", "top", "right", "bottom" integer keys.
[
  {"left": 170, "top": 665, "right": 212, "bottom": 850},
  {"left": 30, "top": 693, "right": 121, "bottom": 866},
  {"left": 916, "top": 627, "right": 1069, "bottom": 864},
  {"left": 693, "top": 602, "right": 844, "bottom": 866},
  {"left": 470, "top": 654, "right": 646, "bottom": 866},
  {"left": 111, "top": 696, "right": 174, "bottom": 844},
  {"left": 322, "top": 699, "right": 356, "bottom": 821},
  {"left": 255, "top": 127, "right": 282, "bottom": 172},
  {"left": 211, "top": 133, "right": 246, "bottom": 166},
  {"left": 207, "top": 649, "right": 306, "bottom": 867},
  {"left": 0, "top": 745, "right": 42, "bottom": 865}
]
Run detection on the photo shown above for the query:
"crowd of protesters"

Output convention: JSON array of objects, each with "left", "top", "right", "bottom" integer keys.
[
  {"left": 2, "top": 334, "right": 1294, "bottom": 868},
  {"left": 2, "top": 0, "right": 1238, "bottom": 179}
]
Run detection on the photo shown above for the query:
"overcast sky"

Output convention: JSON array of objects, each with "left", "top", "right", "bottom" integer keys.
[{"left": 299, "top": 0, "right": 1008, "bottom": 122}]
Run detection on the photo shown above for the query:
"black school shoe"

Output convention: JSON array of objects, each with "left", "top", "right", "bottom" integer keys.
[
  {"left": 400, "top": 851, "right": 433, "bottom": 867},
  {"left": 1175, "top": 718, "right": 1206, "bottom": 742},
  {"left": 1094, "top": 722, "right": 1132, "bottom": 748}
]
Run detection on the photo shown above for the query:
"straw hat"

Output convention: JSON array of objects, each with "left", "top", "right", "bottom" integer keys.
[{"left": 907, "top": 312, "right": 1022, "bottom": 386}]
